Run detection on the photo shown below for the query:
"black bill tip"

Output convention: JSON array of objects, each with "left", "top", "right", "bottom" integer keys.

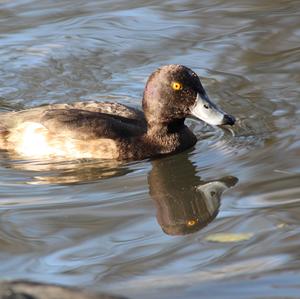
[{"left": 222, "top": 114, "right": 236, "bottom": 126}]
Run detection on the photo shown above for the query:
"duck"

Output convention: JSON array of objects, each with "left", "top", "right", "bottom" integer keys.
[{"left": 0, "top": 64, "right": 235, "bottom": 160}]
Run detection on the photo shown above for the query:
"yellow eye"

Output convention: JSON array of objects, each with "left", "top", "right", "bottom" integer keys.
[
  {"left": 171, "top": 82, "right": 183, "bottom": 91},
  {"left": 186, "top": 219, "right": 197, "bottom": 227}
]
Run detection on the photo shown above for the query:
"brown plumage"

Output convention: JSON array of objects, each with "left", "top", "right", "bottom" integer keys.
[{"left": 0, "top": 65, "right": 235, "bottom": 160}]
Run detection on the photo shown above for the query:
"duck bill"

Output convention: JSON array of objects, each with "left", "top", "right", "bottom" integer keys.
[{"left": 190, "top": 92, "right": 235, "bottom": 126}]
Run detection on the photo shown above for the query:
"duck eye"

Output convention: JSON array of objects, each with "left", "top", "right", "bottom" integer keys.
[{"left": 171, "top": 82, "right": 183, "bottom": 91}]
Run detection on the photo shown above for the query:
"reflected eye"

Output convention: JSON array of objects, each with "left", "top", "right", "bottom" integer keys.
[
  {"left": 186, "top": 219, "right": 197, "bottom": 227},
  {"left": 171, "top": 82, "right": 183, "bottom": 91}
]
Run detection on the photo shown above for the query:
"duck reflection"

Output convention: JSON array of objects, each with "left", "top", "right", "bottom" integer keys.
[
  {"left": 0, "top": 150, "right": 131, "bottom": 184},
  {"left": 148, "top": 154, "right": 238, "bottom": 236}
]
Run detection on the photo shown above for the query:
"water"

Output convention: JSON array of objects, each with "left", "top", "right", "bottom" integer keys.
[{"left": 0, "top": 0, "right": 300, "bottom": 298}]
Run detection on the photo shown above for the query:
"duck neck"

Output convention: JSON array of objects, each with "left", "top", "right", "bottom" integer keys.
[{"left": 147, "top": 118, "right": 186, "bottom": 136}]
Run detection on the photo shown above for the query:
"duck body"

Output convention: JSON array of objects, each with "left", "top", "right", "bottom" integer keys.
[
  {"left": 0, "top": 101, "right": 196, "bottom": 160},
  {"left": 0, "top": 65, "right": 235, "bottom": 160}
]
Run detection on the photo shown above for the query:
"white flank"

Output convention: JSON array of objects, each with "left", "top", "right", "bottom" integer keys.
[{"left": 7, "top": 122, "right": 119, "bottom": 159}]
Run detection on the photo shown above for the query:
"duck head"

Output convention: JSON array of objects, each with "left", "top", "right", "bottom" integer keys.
[{"left": 143, "top": 64, "right": 235, "bottom": 128}]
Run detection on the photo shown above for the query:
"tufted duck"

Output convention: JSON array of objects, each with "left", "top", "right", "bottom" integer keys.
[{"left": 0, "top": 65, "right": 235, "bottom": 160}]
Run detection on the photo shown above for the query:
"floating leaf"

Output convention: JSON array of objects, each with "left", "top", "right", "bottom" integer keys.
[{"left": 205, "top": 232, "right": 253, "bottom": 243}]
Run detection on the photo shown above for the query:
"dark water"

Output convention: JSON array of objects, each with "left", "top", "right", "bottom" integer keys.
[{"left": 0, "top": 1, "right": 300, "bottom": 298}]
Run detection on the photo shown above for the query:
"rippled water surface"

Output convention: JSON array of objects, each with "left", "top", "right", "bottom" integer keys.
[{"left": 0, "top": 1, "right": 300, "bottom": 298}]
